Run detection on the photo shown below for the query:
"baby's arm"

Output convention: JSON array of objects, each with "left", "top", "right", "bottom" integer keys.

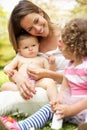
[
  {"left": 47, "top": 55, "right": 56, "bottom": 71},
  {"left": 43, "top": 55, "right": 56, "bottom": 71},
  {"left": 4, "top": 55, "right": 18, "bottom": 77}
]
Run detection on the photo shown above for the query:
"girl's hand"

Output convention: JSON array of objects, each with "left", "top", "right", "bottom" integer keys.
[
  {"left": 55, "top": 104, "right": 72, "bottom": 119},
  {"left": 50, "top": 99, "right": 61, "bottom": 113},
  {"left": 12, "top": 72, "right": 36, "bottom": 100}
]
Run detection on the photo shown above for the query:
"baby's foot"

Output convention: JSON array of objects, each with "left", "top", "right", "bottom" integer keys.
[{"left": 0, "top": 116, "right": 20, "bottom": 130}]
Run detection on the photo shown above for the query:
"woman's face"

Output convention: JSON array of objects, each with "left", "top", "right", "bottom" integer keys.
[{"left": 20, "top": 13, "right": 49, "bottom": 37}]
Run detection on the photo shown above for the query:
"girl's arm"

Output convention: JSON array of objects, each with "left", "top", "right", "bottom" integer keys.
[
  {"left": 50, "top": 76, "right": 69, "bottom": 112},
  {"left": 51, "top": 76, "right": 87, "bottom": 118},
  {"left": 69, "top": 97, "right": 87, "bottom": 116},
  {"left": 59, "top": 76, "right": 69, "bottom": 92},
  {"left": 52, "top": 97, "right": 87, "bottom": 119}
]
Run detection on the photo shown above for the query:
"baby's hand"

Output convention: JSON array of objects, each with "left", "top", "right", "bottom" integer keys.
[
  {"left": 47, "top": 55, "right": 56, "bottom": 71},
  {"left": 47, "top": 55, "right": 55, "bottom": 64},
  {"left": 4, "top": 68, "right": 14, "bottom": 77}
]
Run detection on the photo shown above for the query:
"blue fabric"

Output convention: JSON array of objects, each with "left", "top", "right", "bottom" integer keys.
[{"left": 18, "top": 104, "right": 53, "bottom": 130}]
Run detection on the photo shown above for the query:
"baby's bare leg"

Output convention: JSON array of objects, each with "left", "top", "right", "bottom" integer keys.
[
  {"left": 36, "top": 78, "right": 58, "bottom": 101},
  {"left": 1, "top": 82, "right": 18, "bottom": 91}
]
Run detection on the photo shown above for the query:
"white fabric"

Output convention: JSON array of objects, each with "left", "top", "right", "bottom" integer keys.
[
  {"left": 0, "top": 88, "right": 48, "bottom": 115},
  {"left": 39, "top": 48, "right": 69, "bottom": 73}
]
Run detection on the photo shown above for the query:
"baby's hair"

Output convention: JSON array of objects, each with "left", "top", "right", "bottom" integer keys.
[
  {"left": 62, "top": 18, "right": 87, "bottom": 59},
  {"left": 17, "top": 34, "right": 39, "bottom": 50}
]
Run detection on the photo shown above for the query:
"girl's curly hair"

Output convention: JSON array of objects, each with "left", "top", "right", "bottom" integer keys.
[{"left": 62, "top": 18, "right": 87, "bottom": 59}]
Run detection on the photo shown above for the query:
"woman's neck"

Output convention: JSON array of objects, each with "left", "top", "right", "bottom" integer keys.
[
  {"left": 39, "top": 24, "right": 60, "bottom": 53},
  {"left": 39, "top": 34, "right": 58, "bottom": 53}
]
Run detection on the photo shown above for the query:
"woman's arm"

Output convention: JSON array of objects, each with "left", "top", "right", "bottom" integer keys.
[{"left": 27, "top": 68, "right": 63, "bottom": 84}]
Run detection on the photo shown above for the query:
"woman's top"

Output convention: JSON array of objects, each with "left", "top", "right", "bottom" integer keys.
[
  {"left": 39, "top": 48, "right": 69, "bottom": 73},
  {"left": 64, "top": 57, "right": 87, "bottom": 96}
]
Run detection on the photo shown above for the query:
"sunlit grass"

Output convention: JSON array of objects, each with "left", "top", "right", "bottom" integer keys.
[{"left": 0, "top": 68, "right": 9, "bottom": 87}]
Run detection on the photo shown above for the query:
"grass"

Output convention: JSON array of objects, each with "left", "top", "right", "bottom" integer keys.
[
  {"left": 5, "top": 110, "right": 77, "bottom": 130},
  {"left": 0, "top": 67, "right": 9, "bottom": 87}
]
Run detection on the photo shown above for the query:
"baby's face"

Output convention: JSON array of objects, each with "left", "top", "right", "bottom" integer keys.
[{"left": 18, "top": 37, "right": 39, "bottom": 58}]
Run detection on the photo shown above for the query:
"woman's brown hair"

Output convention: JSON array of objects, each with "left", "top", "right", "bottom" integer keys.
[{"left": 8, "top": 0, "right": 51, "bottom": 52}]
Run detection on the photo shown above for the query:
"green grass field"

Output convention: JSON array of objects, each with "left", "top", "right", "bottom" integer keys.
[{"left": 0, "top": 67, "right": 9, "bottom": 87}]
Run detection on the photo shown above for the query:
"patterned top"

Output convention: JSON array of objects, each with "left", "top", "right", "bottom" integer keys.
[
  {"left": 39, "top": 48, "right": 69, "bottom": 73},
  {"left": 64, "top": 57, "right": 87, "bottom": 96}
]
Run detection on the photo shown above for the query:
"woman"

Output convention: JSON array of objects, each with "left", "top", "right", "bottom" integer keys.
[{"left": 2, "top": 0, "right": 68, "bottom": 100}]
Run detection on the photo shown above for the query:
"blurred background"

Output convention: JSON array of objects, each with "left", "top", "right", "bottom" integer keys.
[{"left": 0, "top": 0, "right": 87, "bottom": 86}]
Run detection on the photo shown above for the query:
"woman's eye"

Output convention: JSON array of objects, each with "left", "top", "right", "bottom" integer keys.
[{"left": 27, "top": 27, "right": 32, "bottom": 32}]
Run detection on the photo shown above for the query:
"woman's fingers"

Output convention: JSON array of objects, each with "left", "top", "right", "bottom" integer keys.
[
  {"left": 18, "top": 79, "right": 36, "bottom": 99},
  {"left": 28, "top": 68, "right": 37, "bottom": 74},
  {"left": 19, "top": 84, "right": 35, "bottom": 100},
  {"left": 27, "top": 68, "right": 42, "bottom": 80}
]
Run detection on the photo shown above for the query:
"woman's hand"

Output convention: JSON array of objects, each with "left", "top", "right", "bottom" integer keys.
[
  {"left": 27, "top": 67, "right": 47, "bottom": 80},
  {"left": 27, "top": 66, "right": 63, "bottom": 83},
  {"left": 12, "top": 71, "right": 36, "bottom": 100}
]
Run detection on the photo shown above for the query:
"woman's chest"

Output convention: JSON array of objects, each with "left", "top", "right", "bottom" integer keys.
[{"left": 39, "top": 36, "right": 58, "bottom": 53}]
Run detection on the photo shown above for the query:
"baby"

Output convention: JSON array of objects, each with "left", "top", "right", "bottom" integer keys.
[{"left": 2, "top": 34, "right": 58, "bottom": 101}]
